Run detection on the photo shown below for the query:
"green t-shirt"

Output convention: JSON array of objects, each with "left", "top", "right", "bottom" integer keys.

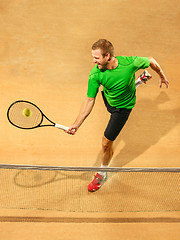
[{"left": 87, "top": 56, "right": 150, "bottom": 109}]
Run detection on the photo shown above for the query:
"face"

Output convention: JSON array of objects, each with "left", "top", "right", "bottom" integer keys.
[{"left": 92, "top": 49, "right": 110, "bottom": 69}]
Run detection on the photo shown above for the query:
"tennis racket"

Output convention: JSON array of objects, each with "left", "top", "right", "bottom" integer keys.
[{"left": 7, "top": 100, "right": 69, "bottom": 131}]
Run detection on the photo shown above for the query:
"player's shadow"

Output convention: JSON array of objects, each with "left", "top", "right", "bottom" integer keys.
[
  {"left": 94, "top": 91, "right": 180, "bottom": 167},
  {"left": 13, "top": 92, "right": 180, "bottom": 189},
  {"left": 13, "top": 169, "right": 92, "bottom": 188}
]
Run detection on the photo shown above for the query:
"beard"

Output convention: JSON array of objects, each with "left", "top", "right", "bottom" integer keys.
[{"left": 97, "top": 61, "right": 108, "bottom": 69}]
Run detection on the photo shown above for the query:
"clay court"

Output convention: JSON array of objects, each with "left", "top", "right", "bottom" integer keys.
[{"left": 0, "top": 0, "right": 180, "bottom": 239}]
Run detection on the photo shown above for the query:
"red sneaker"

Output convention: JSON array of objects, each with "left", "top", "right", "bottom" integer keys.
[
  {"left": 88, "top": 173, "right": 107, "bottom": 192},
  {"left": 139, "top": 70, "right": 152, "bottom": 83}
]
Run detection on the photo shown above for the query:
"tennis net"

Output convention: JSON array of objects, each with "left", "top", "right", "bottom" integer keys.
[{"left": 0, "top": 164, "right": 179, "bottom": 212}]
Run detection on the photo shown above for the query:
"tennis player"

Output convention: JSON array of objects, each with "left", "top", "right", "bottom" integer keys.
[{"left": 66, "top": 39, "right": 169, "bottom": 192}]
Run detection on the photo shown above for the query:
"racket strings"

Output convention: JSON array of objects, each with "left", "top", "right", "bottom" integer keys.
[{"left": 8, "top": 102, "right": 43, "bottom": 129}]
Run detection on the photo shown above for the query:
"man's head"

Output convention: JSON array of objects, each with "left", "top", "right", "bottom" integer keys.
[{"left": 91, "top": 39, "right": 114, "bottom": 69}]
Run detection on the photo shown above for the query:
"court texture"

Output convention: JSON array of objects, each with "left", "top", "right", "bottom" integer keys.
[{"left": 0, "top": 0, "right": 180, "bottom": 239}]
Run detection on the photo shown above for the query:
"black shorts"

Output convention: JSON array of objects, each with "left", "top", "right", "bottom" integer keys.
[{"left": 102, "top": 91, "right": 132, "bottom": 141}]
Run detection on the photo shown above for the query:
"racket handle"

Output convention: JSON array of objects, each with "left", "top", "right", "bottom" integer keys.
[{"left": 55, "top": 123, "right": 69, "bottom": 131}]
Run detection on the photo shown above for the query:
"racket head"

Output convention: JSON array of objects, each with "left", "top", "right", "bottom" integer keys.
[{"left": 7, "top": 100, "right": 44, "bottom": 129}]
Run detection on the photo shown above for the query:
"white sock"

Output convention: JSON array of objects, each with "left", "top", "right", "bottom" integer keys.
[
  {"left": 135, "top": 77, "right": 143, "bottom": 88},
  {"left": 98, "top": 164, "right": 108, "bottom": 177}
]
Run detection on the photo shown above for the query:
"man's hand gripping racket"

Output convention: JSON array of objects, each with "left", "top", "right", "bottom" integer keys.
[{"left": 66, "top": 124, "right": 79, "bottom": 135}]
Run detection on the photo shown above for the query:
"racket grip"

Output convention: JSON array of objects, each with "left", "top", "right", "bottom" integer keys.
[{"left": 55, "top": 123, "right": 69, "bottom": 131}]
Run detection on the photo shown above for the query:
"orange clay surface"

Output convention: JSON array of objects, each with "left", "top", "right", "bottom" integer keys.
[{"left": 0, "top": 0, "right": 180, "bottom": 239}]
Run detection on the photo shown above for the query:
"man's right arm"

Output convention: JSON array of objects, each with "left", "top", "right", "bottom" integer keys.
[{"left": 66, "top": 97, "right": 96, "bottom": 135}]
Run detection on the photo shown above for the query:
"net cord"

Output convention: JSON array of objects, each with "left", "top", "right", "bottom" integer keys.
[{"left": 0, "top": 164, "right": 179, "bottom": 172}]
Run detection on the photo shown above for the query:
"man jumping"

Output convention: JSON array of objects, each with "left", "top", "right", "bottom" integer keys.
[{"left": 66, "top": 39, "right": 169, "bottom": 192}]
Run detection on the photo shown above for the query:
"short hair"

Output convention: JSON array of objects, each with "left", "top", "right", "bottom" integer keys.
[{"left": 92, "top": 39, "right": 114, "bottom": 58}]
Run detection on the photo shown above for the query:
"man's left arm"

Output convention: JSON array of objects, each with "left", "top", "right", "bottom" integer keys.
[{"left": 148, "top": 57, "right": 169, "bottom": 88}]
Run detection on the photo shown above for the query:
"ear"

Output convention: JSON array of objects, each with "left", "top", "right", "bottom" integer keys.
[{"left": 105, "top": 52, "right": 111, "bottom": 61}]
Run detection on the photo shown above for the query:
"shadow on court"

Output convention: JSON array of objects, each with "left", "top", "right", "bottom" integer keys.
[
  {"left": 13, "top": 169, "right": 92, "bottom": 188},
  {"left": 12, "top": 92, "right": 180, "bottom": 189},
  {"left": 95, "top": 91, "right": 180, "bottom": 167},
  {"left": 11, "top": 92, "right": 180, "bottom": 188}
]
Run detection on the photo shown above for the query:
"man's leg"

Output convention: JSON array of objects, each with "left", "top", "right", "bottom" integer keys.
[
  {"left": 135, "top": 70, "right": 152, "bottom": 88},
  {"left": 87, "top": 136, "right": 114, "bottom": 192},
  {"left": 101, "top": 135, "right": 114, "bottom": 166},
  {"left": 88, "top": 109, "right": 131, "bottom": 192},
  {"left": 97, "top": 136, "right": 114, "bottom": 176}
]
